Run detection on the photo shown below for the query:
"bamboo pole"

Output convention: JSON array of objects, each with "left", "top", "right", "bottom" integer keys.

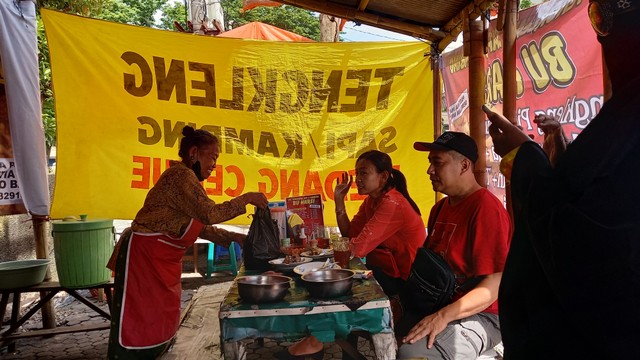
[
  {"left": 502, "top": 0, "right": 518, "bottom": 218},
  {"left": 496, "top": 0, "right": 507, "bottom": 31},
  {"left": 432, "top": 55, "right": 442, "bottom": 140},
  {"left": 468, "top": 19, "right": 487, "bottom": 187},
  {"left": 32, "top": 215, "right": 56, "bottom": 329},
  {"left": 431, "top": 52, "right": 445, "bottom": 203},
  {"left": 503, "top": 0, "right": 518, "bottom": 124},
  {"left": 438, "top": 0, "right": 496, "bottom": 51},
  {"left": 357, "top": 0, "right": 369, "bottom": 11}
]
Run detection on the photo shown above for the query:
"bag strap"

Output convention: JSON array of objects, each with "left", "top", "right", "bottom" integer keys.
[
  {"left": 423, "top": 198, "right": 484, "bottom": 293},
  {"left": 423, "top": 199, "right": 445, "bottom": 247}
]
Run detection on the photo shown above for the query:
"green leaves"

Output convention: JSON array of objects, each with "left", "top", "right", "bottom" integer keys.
[{"left": 221, "top": 0, "right": 320, "bottom": 41}]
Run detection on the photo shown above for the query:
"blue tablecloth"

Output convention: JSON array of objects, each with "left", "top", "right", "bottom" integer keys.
[{"left": 219, "top": 258, "right": 393, "bottom": 343}]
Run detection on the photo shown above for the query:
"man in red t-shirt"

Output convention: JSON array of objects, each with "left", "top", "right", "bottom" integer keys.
[{"left": 398, "top": 132, "right": 511, "bottom": 360}]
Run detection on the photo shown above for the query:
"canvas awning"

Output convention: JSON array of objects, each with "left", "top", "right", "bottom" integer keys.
[{"left": 218, "top": 21, "right": 315, "bottom": 41}]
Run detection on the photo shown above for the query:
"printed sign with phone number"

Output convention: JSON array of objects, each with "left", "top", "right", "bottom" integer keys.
[{"left": 0, "top": 158, "right": 22, "bottom": 205}]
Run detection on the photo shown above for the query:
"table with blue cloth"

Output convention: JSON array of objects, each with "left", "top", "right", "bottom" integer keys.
[{"left": 219, "top": 258, "right": 396, "bottom": 360}]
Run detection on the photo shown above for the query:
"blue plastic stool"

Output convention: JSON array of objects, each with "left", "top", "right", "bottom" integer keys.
[
  {"left": 214, "top": 242, "right": 242, "bottom": 262},
  {"left": 206, "top": 241, "right": 238, "bottom": 278}
]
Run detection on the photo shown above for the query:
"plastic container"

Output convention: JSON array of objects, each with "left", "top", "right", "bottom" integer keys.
[
  {"left": 51, "top": 219, "right": 114, "bottom": 288},
  {"left": 0, "top": 259, "right": 50, "bottom": 289}
]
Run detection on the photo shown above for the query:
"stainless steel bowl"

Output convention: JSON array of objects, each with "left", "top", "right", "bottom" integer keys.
[
  {"left": 237, "top": 275, "right": 292, "bottom": 303},
  {"left": 301, "top": 269, "right": 354, "bottom": 299}
]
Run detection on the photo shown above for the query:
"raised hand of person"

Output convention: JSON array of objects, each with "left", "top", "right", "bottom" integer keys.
[
  {"left": 333, "top": 172, "right": 353, "bottom": 202},
  {"left": 533, "top": 114, "right": 562, "bottom": 135},
  {"left": 533, "top": 113, "right": 568, "bottom": 166},
  {"left": 484, "top": 105, "right": 533, "bottom": 157}
]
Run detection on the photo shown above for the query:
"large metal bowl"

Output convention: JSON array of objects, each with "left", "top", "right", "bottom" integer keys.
[
  {"left": 237, "top": 275, "right": 292, "bottom": 303},
  {"left": 301, "top": 269, "right": 354, "bottom": 299},
  {"left": 0, "top": 259, "right": 50, "bottom": 289}
]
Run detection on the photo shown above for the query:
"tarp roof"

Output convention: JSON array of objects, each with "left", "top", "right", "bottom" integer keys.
[{"left": 218, "top": 21, "right": 314, "bottom": 41}]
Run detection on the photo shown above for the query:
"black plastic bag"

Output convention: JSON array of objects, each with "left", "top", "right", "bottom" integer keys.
[{"left": 243, "top": 207, "right": 281, "bottom": 270}]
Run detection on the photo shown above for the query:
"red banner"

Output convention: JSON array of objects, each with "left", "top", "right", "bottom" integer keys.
[{"left": 441, "top": 0, "right": 602, "bottom": 203}]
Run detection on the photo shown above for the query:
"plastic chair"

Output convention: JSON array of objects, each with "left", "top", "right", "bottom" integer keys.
[{"left": 205, "top": 241, "right": 239, "bottom": 278}]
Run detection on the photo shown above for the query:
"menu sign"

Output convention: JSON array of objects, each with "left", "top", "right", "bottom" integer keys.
[{"left": 285, "top": 194, "right": 325, "bottom": 241}]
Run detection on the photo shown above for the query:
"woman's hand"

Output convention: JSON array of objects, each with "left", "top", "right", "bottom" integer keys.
[
  {"left": 232, "top": 232, "right": 246, "bottom": 247},
  {"left": 484, "top": 105, "right": 533, "bottom": 156},
  {"left": 242, "top": 192, "right": 268, "bottom": 209},
  {"left": 334, "top": 172, "right": 353, "bottom": 202}
]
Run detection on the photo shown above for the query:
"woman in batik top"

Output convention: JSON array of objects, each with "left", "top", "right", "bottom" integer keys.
[{"left": 107, "top": 125, "right": 267, "bottom": 359}]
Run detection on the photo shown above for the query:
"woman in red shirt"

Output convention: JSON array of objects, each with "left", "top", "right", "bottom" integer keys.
[
  {"left": 276, "top": 150, "right": 425, "bottom": 360},
  {"left": 335, "top": 150, "right": 426, "bottom": 296}
]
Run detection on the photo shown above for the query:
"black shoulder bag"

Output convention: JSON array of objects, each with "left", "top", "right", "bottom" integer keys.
[{"left": 400, "top": 201, "right": 480, "bottom": 317}]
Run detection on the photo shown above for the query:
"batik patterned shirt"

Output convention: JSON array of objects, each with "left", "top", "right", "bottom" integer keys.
[{"left": 131, "top": 161, "right": 247, "bottom": 247}]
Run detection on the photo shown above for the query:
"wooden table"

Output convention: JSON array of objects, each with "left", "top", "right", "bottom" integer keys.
[
  {"left": 219, "top": 259, "right": 397, "bottom": 360},
  {"left": 0, "top": 279, "right": 115, "bottom": 351}
]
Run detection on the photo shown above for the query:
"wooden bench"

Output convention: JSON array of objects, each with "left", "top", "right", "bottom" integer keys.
[{"left": 0, "top": 279, "right": 115, "bottom": 351}]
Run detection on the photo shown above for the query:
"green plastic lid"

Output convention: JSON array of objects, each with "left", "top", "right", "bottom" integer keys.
[{"left": 52, "top": 218, "right": 113, "bottom": 232}]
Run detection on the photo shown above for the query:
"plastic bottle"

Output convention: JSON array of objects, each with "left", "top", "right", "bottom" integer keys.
[{"left": 299, "top": 228, "right": 307, "bottom": 248}]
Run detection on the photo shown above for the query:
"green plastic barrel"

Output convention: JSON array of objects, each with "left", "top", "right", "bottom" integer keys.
[{"left": 51, "top": 219, "right": 114, "bottom": 288}]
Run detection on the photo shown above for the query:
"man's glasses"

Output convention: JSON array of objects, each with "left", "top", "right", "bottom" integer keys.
[{"left": 589, "top": 0, "right": 638, "bottom": 36}]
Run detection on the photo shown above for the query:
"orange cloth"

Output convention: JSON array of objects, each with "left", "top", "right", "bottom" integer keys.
[{"left": 218, "top": 21, "right": 314, "bottom": 42}]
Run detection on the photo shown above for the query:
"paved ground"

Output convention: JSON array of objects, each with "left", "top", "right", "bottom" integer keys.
[{"left": 0, "top": 247, "right": 378, "bottom": 360}]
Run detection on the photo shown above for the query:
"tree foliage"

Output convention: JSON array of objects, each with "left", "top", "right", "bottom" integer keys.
[
  {"left": 35, "top": 0, "right": 170, "bottom": 150},
  {"left": 520, "top": 0, "right": 534, "bottom": 10},
  {"left": 101, "top": 0, "right": 166, "bottom": 27},
  {"left": 36, "top": 18, "right": 56, "bottom": 151},
  {"left": 158, "top": 1, "right": 187, "bottom": 31},
  {"left": 221, "top": 0, "right": 319, "bottom": 41}
]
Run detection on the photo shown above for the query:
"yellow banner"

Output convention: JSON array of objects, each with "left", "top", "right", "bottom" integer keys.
[{"left": 43, "top": 10, "right": 435, "bottom": 224}]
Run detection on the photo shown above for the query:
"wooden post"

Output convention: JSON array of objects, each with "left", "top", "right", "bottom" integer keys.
[
  {"left": 432, "top": 54, "right": 442, "bottom": 140},
  {"left": 32, "top": 216, "right": 56, "bottom": 329},
  {"left": 190, "top": 0, "right": 205, "bottom": 35},
  {"left": 468, "top": 19, "right": 486, "bottom": 187},
  {"left": 503, "top": 0, "right": 519, "bottom": 218},
  {"left": 319, "top": 14, "right": 339, "bottom": 42},
  {"left": 431, "top": 52, "right": 445, "bottom": 203},
  {"left": 503, "top": 0, "right": 518, "bottom": 124}
]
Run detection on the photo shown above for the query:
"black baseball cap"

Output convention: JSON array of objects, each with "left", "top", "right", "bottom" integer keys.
[{"left": 414, "top": 132, "right": 479, "bottom": 163}]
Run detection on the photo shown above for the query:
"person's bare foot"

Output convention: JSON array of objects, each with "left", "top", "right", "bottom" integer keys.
[
  {"left": 274, "top": 336, "right": 324, "bottom": 359},
  {"left": 289, "top": 336, "right": 323, "bottom": 355}
]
